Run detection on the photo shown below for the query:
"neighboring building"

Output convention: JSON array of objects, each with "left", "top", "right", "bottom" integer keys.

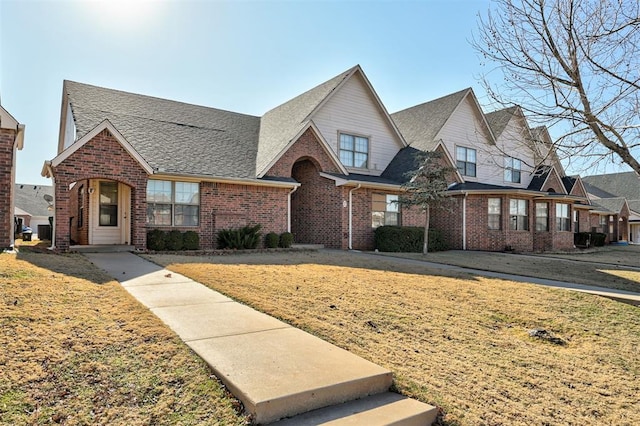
[
  {"left": 0, "top": 105, "right": 25, "bottom": 250},
  {"left": 391, "top": 90, "right": 590, "bottom": 252},
  {"left": 583, "top": 172, "right": 640, "bottom": 243},
  {"left": 14, "top": 184, "right": 54, "bottom": 240},
  {"left": 42, "top": 65, "right": 589, "bottom": 252}
]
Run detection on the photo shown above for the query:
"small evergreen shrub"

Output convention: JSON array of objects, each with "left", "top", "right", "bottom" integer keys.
[
  {"left": 217, "top": 225, "right": 262, "bottom": 249},
  {"left": 279, "top": 232, "right": 294, "bottom": 248},
  {"left": 147, "top": 229, "right": 166, "bottom": 251},
  {"left": 183, "top": 231, "right": 200, "bottom": 250},
  {"left": 574, "top": 232, "right": 607, "bottom": 247},
  {"left": 374, "top": 226, "right": 447, "bottom": 252},
  {"left": 166, "top": 230, "right": 184, "bottom": 251},
  {"left": 265, "top": 232, "right": 280, "bottom": 248}
]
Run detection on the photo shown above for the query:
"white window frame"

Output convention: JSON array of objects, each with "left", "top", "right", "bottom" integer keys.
[
  {"left": 339, "top": 132, "right": 369, "bottom": 169},
  {"left": 488, "top": 198, "right": 501, "bottom": 230},
  {"left": 372, "top": 193, "right": 399, "bottom": 228},
  {"left": 456, "top": 146, "right": 477, "bottom": 177},
  {"left": 509, "top": 199, "right": 529, "bottom": 231},
  {"left": 556, "top": 203, "right": 571, "bottom": 232},
  {"left": 504, "top": 157, "right": 522, "bottom": 183},
  {"left": 535, "top": 202, "right": 548, "bottom": 232},
  {"left": 147, "top": 180, "right": 200, "bottom": 226}
]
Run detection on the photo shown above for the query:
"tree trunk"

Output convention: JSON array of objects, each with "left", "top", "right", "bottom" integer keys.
[{"left": 423, "top": 205, "right": 430, "bottom": 255}]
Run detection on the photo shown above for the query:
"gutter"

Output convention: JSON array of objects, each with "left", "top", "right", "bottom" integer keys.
[
  {"left": 287, "top": 186, "right": 298, "bottom": 233},
  {"left": 348, "top": 184, "right": 361, "bottom": 250},
  {"left": 153, "top": 171, "right": 300, "bottom": 189}
]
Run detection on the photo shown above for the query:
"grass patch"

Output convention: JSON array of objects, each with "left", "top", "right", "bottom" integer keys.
[
  {"left": 148, "top": 250, "right": 640, "bottom": 426},
  {"left": 0, "top": 252, "right": 247, "bottom": 425}
]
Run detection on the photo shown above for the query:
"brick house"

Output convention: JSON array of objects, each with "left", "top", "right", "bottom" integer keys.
[
  {"left": 42, "top": 65, "right": 590, "bottom": 252},
  {"left": 1, "top": 105, "right": 25, "bottom": 250}
]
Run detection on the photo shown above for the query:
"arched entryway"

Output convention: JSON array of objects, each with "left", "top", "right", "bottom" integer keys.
[{"left": 291, "top": 158, "right": 344, "bottom": 248}]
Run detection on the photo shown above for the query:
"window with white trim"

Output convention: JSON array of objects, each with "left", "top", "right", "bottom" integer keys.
[
  {"left": 556, "top": 203, "right": 570, "bottom": 231},
  {"left": 535, "top": 202, "right": 548, "bottom": 231},
  {"left": 372, "top": 194, "right": 399, "bottom": 228},
  {"left": 99, "top": 181, "right": 118, "bottom": 226},
  {"left": 488, "top": 198, "right": 501, "bottom": 230},
  {"left": 504, "top": 157, "right": 522, "bottom": 183},
  {"left": 456, "top": 146, "right": 476, "bottom": 177},
  {"left": 509, "top": 199, "right": 529, "bottom": 230},
  {"left": 147, "top": 180, "right": 199, "bottom": 226},
  {"left": 339, "top": 133, "right": 368, "bottom": 168}
]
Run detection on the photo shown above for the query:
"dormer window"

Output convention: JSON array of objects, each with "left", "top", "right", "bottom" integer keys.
[
  {"left": 456, "top": 146, "right": 476, "bottom": 177},
  {"left": 339, "top": 133, "right": 368, "bottom": 168},
  {"left": 504, "top": 157, "right": 521, "bottom": 183}
]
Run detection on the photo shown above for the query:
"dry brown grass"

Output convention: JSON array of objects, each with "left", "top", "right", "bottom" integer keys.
[
  {"left": 382, "top": 246, "right": 640, "bottom": 293},
  {"left": 1, "top": 251, "right": 247, "bottom": 425},
  {"left": 149, "top": 251, "right": 640, "bottom": 426}
]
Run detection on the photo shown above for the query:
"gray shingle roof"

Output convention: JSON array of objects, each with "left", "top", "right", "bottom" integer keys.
[
  {"left": 256, "top": 66, "right": 355, "bottom": 175},
  {"left": 381, "top": 146, "right": 423, "bottom": 183},
  {"left": 14, "top": 184, "right": 53, "bottom": 217},
  {"left": 484, "top": 106, "right": 518, "bottom": 139},
  {"left": 583, "top": 172, "right": 640, "bottom": 201},
  {"left": 65, "top": 81, "right": 261, "bottom": 179},
  {"left": 591, "top": 197, "right": 627, "bottom": 214},
  {"left": 583, "top": 181, "right": 617, "bottom": 199},
  {"left": 391, "top": 88, "right": 471, "bottom": 151}
]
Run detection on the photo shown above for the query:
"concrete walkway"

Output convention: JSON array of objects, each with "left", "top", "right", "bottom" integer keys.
[
  {"left": 84, "top": 252, "right": 437, "bottom": 425},
  {"left": 352, "top": 251, "right": 640, "bottom": 306}
]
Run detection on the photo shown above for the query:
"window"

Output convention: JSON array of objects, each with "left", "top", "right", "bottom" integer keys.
[
  {"left": 147, "top": 180, "right": 199, "bottom": 226},
  {"left": 339, "top": 133, "right": 368, "bottom": 168},
  {"left": 372, "top": 194, "right": 399, "bottom": 228},
  {"left": 456, "top": 146, "right": 476, "bottom": 177},
  {"left": 535, "top": 202, "right": 548, "bottom": 231},
  {"left": 509, "top": 199, "right": 529, "bottom": 230},
  {"left": 556, "top": 203, "right": 570, "bottom": 231},
  {"left": 599, "top": 215, "right": 607, "bottom": 226},
  {"left": 504, "top": 157, "right": 522, "bottom": 183},
  {"left": 99, "top": 181, "right": 118, "bottom": 226},
  {"left": 488, "top": 198, "right": 501, "bottom": 230}
]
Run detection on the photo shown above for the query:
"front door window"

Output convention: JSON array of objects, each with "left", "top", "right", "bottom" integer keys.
[{"left": 99, "top": 181, "right": 118, "bottom": 226}]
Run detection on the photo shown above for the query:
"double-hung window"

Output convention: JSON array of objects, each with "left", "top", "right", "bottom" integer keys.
[
  {"left": 488, "top": 198, "right": 501, "bottom": 230},
  {"left": 339, "top": 133, "right": 369, "bottom": 168},
  {"left": 509, "top": 199, "right": 529, "bottom": 231},
  {"left": 372, "top": 194, "right": 399, "bottom": 228},
  {"left": 556, "top": 203, "right": 570, "bottom": 231},
  {"left": 535, "top": 202, "right": 548, "bottom": 231},
  {"left": 504, "top": 157, "right": 522, "bottom": 183},
  {"left": 147, "top": 180, "right": 200, "bottom": 226},
  {"left": 456, "top": 146, "right": 476, "bottom": 177}
]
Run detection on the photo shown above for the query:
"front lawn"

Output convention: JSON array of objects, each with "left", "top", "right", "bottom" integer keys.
[
  {"left": 149, "top": 250, "right": 640, "bottom": 426},
  {"left": 0, "top": 251, "right": 247, "bottom": 425}
]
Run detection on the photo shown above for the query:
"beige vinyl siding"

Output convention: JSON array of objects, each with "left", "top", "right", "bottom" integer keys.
[
  {"left": 313, "top": 73, "right": 403, "bottom": 176},
  {"left": 492, "top": 117, "right": 536, "bottom": 188},
  {"left": 437, "top": 96, "right": 497, "bottom": 183},
  {"left": 63, "top": 102, "right": 76, "bottom": 150}
]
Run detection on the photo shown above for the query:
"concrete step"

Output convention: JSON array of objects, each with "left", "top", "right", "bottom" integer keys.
[
  {"left": 270, "top": 392, "right": 438, "bottom": 425},
  {"left": 187, "top": 327, "right": 393, "bottom": 424}
]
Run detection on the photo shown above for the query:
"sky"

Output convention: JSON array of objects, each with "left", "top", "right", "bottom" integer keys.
[{"left": 3, "top": 0, "right": 625, "bottom": 186}]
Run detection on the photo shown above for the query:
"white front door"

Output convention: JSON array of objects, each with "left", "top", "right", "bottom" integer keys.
[{"left": 89, "top": 180, "right": 131, "bottom": 245}]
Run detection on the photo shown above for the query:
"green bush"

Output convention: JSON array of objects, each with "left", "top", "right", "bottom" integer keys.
[
  {"left": 279, "top": 232, "right": 294, "bottom": 248},
  {"left": 265, "top": 232, "right": 280, "bottom": 248},
  {"left": 217, "top": 224, "right": 262, "bottom": 249},
  {"left": 166, "top": 230, "right": 184, "bottom": 251},
  {"left": 574, "top": 232, "right": 607, "bottom": 247},
  {"left": 183, "top": 231, "right": 200, "bottom": 250},
  {"left": 147, "top": 229, "right": 166, "bottom": 251},
  {"left": 591, "top": 232, "right": 607, "bottom": 247},
  {"left": 374, "top": 226, "right": 447, "bottom": 253}
]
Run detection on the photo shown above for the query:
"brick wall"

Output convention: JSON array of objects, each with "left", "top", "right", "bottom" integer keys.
[
  {"left": 0, "top": 128, "right": 17, "bottom": 248},
  {"left": 52, "top": 130, "right": 148, "bottom": 251}
]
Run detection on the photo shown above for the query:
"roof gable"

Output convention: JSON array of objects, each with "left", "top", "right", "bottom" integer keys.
[
  {"left": 583, "top": 172, "right": 640, "bottom": 201},
  {"left": 527, "top": 165, "right": 567, "bottom": 194},
  {"left": 50, "top": 120, "right": 153, "bottom": 174}
]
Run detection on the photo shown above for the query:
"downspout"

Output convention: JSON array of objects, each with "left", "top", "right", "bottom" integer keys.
[
  {"left": 287, "top": 186, "right": 298, "bottom": 233},
  {"left": 348, "top": 184, "right": 361, "bottom": 250},
  {"left": 43, "top": 162, "right": 56, "bottom": 250},
  {"left": 462, "top": 192, "right": 468, "bottom": 250}
]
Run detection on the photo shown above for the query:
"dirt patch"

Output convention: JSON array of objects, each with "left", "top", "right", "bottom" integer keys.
[
  {"left": 149, "top": 250, "right": 640, "bottom": 426},
  {"left": 0, "top": 252, "right": 247, "bottom": 425}
]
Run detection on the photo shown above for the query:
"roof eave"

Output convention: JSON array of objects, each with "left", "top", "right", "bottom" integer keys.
[{"left": 153, "top": 171, "right": 300, "bottom": 189}]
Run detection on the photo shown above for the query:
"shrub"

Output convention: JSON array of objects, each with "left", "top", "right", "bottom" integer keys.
[
  {"left": 374, "top": 226, "right": 447, "bottom": 253},
  {"left": 265, "top": 232, "right": 280, "bottom": 248},
  {"left": 183, "top": 231, "right": 200, "bottom": 250},
  {"left": 279, "top": 232, "right": 294, "bottom": 248},
  {"left": 574, "top": 232, "right": 607, "bottom": 247},
  {"left": 217, "top": 225, "right": 262, "bottom": 249},
  {"left": 591, "top": 232, "right": 607, "bottom": 247},
  {"left": 147, "top": 229, "right": 166, "bottom": 251},
  {"left": 166, "top": 230, "right": 184, "bottom": 251}
]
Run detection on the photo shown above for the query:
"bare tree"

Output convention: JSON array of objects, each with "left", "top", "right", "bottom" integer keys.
[
  {"left": 399, "top": 151, "right": 454, "bottom": 254},
  {"left": 473, "top": 0, "right": 640, "bottom": 175}
]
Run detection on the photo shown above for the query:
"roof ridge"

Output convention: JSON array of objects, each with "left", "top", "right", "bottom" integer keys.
[{"left": 392, "top": 87, "right": 471, "bottom": 115}]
